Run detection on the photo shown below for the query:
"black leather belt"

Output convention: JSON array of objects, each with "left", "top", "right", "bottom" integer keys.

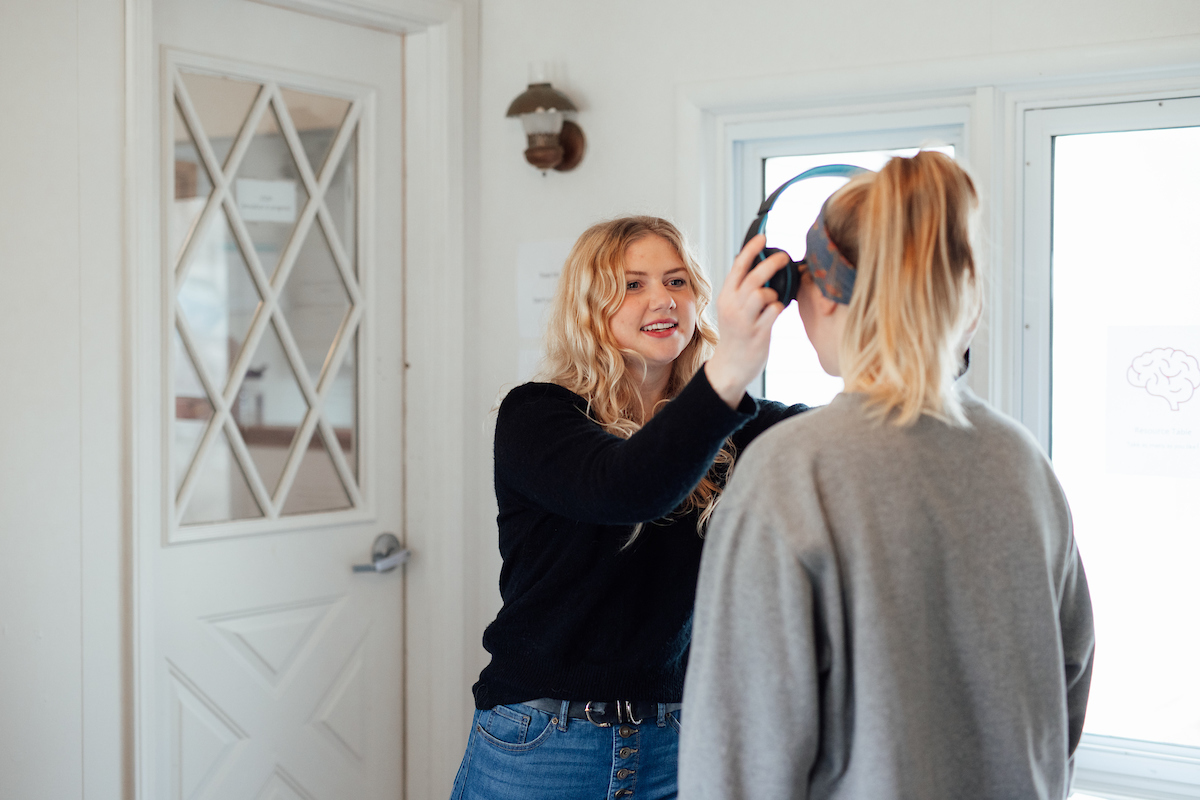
[{"left": 521, "top": 698, "right": 681, "bottom": 727}]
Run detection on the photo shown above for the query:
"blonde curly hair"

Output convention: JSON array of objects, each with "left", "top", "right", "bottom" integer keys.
[{"left": 540, "top": 216, "right": 733, "bottom": 535}]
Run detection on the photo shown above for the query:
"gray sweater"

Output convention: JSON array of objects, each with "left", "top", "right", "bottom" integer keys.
[{"left": 679, "top": 391, "right": 1094, "bottom": 800}]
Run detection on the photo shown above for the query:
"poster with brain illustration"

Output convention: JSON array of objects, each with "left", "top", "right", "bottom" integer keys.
[{"left": 1107, "top": 326, "right": 1200, "bottom": 477}]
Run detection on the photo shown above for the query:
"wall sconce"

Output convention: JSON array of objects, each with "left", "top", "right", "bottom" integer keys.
[{"left": 506, "top": 82, "right": 585, "bottom": 172}]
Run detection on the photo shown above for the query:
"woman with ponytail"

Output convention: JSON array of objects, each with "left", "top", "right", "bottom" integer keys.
[
  {"left": 680, "top": 152, "right": 1095, "bottom": 800},
  {"left": 451, "top": 217, "right": 810, "bottom": 800}
]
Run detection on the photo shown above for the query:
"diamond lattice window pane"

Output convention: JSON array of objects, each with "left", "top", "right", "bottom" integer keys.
[
  {"left": 173, "top": 330, "right": 214, "bottom": 494},
  {"left": 170, "top": 71, "right": 365, "bottom": 528},
  {"left": 327, "top": 330, "right": 358, "bottom": 482},
  {"left": 234, "top": 103, "right": 310, "bottom": 281},
  {"left": 238, "top": 320, "right": 309, "bottom": 497},
  {"left": 181, "top": 427, "right": 264, "bottom": 525},
  {"left": 280, "top": 87, "right": 351, "bottom": 178},
  {"left": 282, "top": 221, "right": 351, "bottom": 383},
  {"left": 324, "top": 125, "right": 357, "bottom": 274},
  {"left": 170, "top": 102, "right": 214, "bottom": 266},
  {"left": 177, "top": 209, "right": 262, "bottom": 392},
  {"left": 179, "top": 71, "right": 262, "bottom": 172},
  {"left": 281, "top": 429, "right": 352, "bottom": 515}
]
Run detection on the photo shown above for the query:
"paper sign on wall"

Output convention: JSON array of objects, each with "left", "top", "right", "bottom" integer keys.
[
  {"left": 516, "top": 239, "right": 572, "bottom": 340},
  {"left": 1107, "top": 326, "right": 1200, "bottom": 477},
  {"left": 236, "top": 178, "right": 297, "bottom": 223}
]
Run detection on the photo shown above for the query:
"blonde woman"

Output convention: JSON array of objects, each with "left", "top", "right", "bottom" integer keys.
[
  {"left": 450, "top": 217, "right": 810, "bottom": 800},
  {"left": 679, "top": 152, "right": 1094, "bottom": 800}
]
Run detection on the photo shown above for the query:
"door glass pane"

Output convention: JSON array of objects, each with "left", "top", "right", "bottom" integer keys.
[
  {"left": 180, "top": 427, "right": 264, "bottom": 525},
  {"left": 235, "top": 105, "right": 309, "bottom": 280},
  {"left": 173, "top": 331, "right": 213, "bottom": 494},
  {"left": 325, "top": 126, "right": 357, "bottom": 273},
  {"left": 171, "top": 102, "right": 213, "bottom": 265},
  {"left": 328, "top": 331, "right": 358, "bottom": 481},
  {"left": 761, "top": 146, "right": 953, "bottom": 406},
  {"left": 179, "top": 71, "right": 261, "bottom": 172},
  {"left": 171, "top": 69, "right": 362, "bottom": 526},
  {"left": 280, "top": 87, "right": 351, "bottom": 177},
  {"left": 283, "top": 221, "right": 351, "bottom": 383},
  {"left": 177, "top": 210, "right": 262, "bottom": 392},
  {"left": 239, "top": 320, "right": 309, "bottom": 496},
  {"left": 281, "top": 429, "right": 352, "bottom": 515},
  {"left": 1051, "top": 124, "right": 1200, "bottom": 748}
]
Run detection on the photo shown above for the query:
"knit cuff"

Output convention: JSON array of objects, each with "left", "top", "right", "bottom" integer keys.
[{"left": 678, "top": 364, "right": 759, "bottom": 425}]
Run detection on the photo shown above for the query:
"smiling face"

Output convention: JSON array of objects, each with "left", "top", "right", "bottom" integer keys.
[{"left": 609, "top": 234, "right": 698, "bottom": 382}]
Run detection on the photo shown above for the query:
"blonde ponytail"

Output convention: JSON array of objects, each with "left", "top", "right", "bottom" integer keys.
[{"left": 828, "top": 151, "right": 981, "bottom": 426}]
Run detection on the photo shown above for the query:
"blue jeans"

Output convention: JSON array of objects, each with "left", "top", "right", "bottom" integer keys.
[{"left": 450, "top": 702, "right": 682, "bottom": 800}]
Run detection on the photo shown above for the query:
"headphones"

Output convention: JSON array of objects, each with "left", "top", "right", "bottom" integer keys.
[{"left": 741, "top": 164, "right": 870, "bottom": 306}]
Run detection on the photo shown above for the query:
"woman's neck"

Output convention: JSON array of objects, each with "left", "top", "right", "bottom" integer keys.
[{"left": 633, "top": 363, "right": 672, "bottom": 418}]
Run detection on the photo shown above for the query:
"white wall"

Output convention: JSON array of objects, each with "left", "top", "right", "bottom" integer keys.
[
  {"left": 462, "top": 0, "right": 1200, "bottom": 686},
  {"left": 0, "top": 1, "right": 125, "bottom": 798}
]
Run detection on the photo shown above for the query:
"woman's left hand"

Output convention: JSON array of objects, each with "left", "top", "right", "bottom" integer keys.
[{"left": 704, "top": 234, "right": 789, "bottom": 408}]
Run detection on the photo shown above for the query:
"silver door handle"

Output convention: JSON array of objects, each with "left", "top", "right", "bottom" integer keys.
[{"left": 352, "top": 532, "right": 411, "bottom": 573}]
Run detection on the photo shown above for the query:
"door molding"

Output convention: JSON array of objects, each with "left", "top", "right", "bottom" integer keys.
[
  {"left": 124, "top": 1, "right": 471, "bottom": 797},
  {"left": 249, "top": 0, "right": 449, "bottom": 33}
]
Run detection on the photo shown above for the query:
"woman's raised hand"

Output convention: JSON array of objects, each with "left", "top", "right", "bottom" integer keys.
[{"left": 704, "top": 234, "right": 789, "bottom": 408}]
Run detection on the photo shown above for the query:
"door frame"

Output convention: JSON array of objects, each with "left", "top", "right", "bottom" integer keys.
[{"left": 124, "top": 1, "right": 471, "bottom": 797}]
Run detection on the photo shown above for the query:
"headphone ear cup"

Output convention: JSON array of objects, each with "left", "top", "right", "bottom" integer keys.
[{"left": 760, "top": 248, "right": 800, "bottom": 307}]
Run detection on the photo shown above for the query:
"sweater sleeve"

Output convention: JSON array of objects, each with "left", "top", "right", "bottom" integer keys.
[
  {"left": 495, "top": 369, "right": 757, "bottom": 525},
  {"left": 1058, "top": 525, "right": 1095, "bottom": 758},
  {"left": 732, "top": 398, "right": 809, "bottom": 450},
  {"left": 679, "top": 467, "right": 822, "bottom": 800}
]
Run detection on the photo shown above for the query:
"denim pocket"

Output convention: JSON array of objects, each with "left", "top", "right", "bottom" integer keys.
[
  {"left": 666, "top": 708, "right": 682, "bottom": 733},
  {"left": 475, "top": 703, "right": 556, "bottom": 753}
]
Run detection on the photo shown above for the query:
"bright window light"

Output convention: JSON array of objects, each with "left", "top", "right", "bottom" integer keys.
[
  {"left": 1051, "top": 124, "right": 1200, "bottom": 748},
  {"left": 761, "top": 146, "right": 954, "bottom": 406}
]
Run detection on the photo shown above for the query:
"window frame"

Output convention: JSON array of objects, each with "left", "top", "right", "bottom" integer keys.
[
  {"left": 1020, "top": 92, "right": 1200, "bottom": 451},
  {"left": 1019, "top": 90, "right": 1200, "bottom": 798},
  {"left": 725, "top": 106, "right": 970, "bottom": 397}
]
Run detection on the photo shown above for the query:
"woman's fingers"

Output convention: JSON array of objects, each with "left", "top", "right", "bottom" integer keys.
[
  {"left": 744, "top": 251, "right": 790, "bottom": 296},
  {"left": 727, "top": 233, "right": 768, "bottom": 289},
  {"left": 724, "top": 254, "right": 789, "bottom": 316}
]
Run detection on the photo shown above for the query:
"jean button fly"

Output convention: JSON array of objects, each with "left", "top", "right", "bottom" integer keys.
[
  {"left": 618, "top": 724, "right": 634, "bottom": 738},
  {"left": 618, "top": 746, "right": 633, "bottom": 758},
  {"left": 617, "top": 768, "right": 634, "bottom": 779}
]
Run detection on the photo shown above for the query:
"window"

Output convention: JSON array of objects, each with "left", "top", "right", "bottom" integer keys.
[
  {"left": 727, "top": 111, "right": 965, "bottom": 405},
  {"left": 1023, "top": 94, "right": 1200, "bottom": 797},
  {"left": 760, "top": 145, "right": 954, "bottom": 406}
]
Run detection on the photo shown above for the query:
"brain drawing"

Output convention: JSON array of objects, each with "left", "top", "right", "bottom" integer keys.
[{"left": 1127, "top": 347, "right": 1200, "bottom": 411}]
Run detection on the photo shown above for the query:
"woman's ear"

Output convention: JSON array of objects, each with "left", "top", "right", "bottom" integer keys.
[
  {"left": 814, "top": 291, "right": 840, "bottom": 318},
  {"left": 957, "top": 298, "right": 984, "bottom": 355}
]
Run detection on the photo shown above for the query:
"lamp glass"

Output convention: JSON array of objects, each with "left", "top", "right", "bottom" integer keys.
[{"left": 520, "top": 110, "right": 564, "bottom": 136}]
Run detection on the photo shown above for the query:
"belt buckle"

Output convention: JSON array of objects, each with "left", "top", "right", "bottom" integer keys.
[
  {"left": 584, "top": 701, "right": 612, "bottom": 728},
  {"left": 585, "top": 700, "right": 644, "bottom": 727},
  {"left": 617, "top": 700, "right": 643, "bottom": 725}
]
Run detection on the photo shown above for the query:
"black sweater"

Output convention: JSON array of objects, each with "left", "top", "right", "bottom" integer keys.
[{"left": 473, "top": 369, "right": 807, "bottom": 708}]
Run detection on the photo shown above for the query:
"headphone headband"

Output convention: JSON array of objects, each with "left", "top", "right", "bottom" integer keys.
[{"left": 744, "top": 163, "right": 870, "bottom": 306}]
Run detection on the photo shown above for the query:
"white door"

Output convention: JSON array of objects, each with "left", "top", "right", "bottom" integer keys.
[{"left": 145, "top": 3, "right": 406, "bottom": 799}]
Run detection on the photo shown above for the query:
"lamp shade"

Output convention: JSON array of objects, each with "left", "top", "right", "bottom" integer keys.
[{"left": 505, "top": 83, "right": 578, "bottom": 117}]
